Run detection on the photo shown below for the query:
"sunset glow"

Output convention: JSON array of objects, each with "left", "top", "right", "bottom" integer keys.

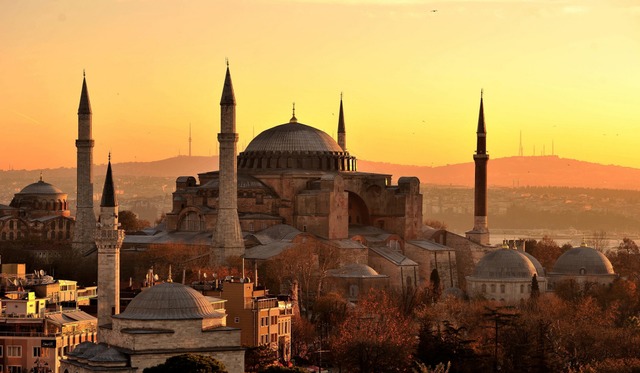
[{"left": 1, "top": 0, "right": 639, "bottom": 170}]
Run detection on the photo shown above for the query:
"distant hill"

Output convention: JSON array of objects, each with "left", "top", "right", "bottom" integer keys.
[
  {"left": 2, "top": 155, "right": 640, "bottom": 191},
  {"left": 359, "top": 155, "right": 640, "bottom": 190}
]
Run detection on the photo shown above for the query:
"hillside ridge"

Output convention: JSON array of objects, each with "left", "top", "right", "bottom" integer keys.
[{"left": 2, "top": 155, "right": 639, "bottom": 191}]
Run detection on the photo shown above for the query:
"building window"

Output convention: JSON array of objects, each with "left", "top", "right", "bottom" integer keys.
[
  {"left": 8, "top": 345, "right": 21, "bottom": 357},
  {"left": 271, "top": 316, "right": 278, "bottom": 325},
  {"left": 481, "top": 284, "right": 486, "bottom": 293},
  {"left": 8, "top": 366, "right": 21, "bottom": 373},
  {"left": 271, "top": 333, "right": 277, "bottom": 343},
  {"left": 520, "top": 284, "right": 524, "bottom": 294},
  {"left": 500, "top": 284, "right": 505, "bottom": 294},
  {"left": 0, "top": 345, "right": 3, "bottom": 356},
  {"left": 33, "top": 346, "right": 41, "bottom": 357},
  {"left": 490, "top": 284, "right": 496, "bottom": 293}
]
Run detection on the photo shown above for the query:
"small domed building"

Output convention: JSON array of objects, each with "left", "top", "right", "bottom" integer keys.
[
  {"left": 326, "top": 263, "right": 390, "bottom": 301},
  {"left": 548, "top": 244, "right": 617, "bottom": 289},
  {"left": 61, "top": 282, "right": 244, "bottom": 372},
  {"left": 466, "top": 248, "right": 546, "bottom": 302},
  {"left": 0, "top": 177, "right": 74, "bottom": 242}
]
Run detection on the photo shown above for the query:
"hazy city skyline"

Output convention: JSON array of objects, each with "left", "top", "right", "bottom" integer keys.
[{"left": 1, "top": 0, "right": 638, "bottom": 170}]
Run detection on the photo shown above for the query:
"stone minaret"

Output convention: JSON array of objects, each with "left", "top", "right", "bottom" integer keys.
[
  {"left": 466, "top": 91, "right": 490, "bottom": 245},
  {"left": 337, "top": 94, "right": 346, "bottom": 151},
  {"left": 96, "top": 156, "right": 124, "bottom": 329},
  {"left": 73, "top": 72, "right": 97, "bottom": 253},
  {"left": 212, "top": 65, "right": 244, "bottom": 263}
]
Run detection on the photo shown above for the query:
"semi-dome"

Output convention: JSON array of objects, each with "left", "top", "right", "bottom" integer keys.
[
  {"left": 18, "top": 180, "right": 64, "bottom": 195},
  {"left": 472, "top": 249, "right": 539, "bottom": 279},
  {"left": 551, "top": 246, "right": 614, "bottom": 275},
  {"left": 114, "top": 282, "right": 219, "bottom": 320},
  {"left": 238, "top": 119, "right": 356, "bottom": 172}
]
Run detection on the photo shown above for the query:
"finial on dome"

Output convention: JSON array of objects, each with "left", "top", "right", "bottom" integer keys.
[
  {"left": 108, "top": 152, "right": 111, "bottom": 163},
  {"left": 167, "top": 265, "right": 173, "bottom": 283},
  {"left": 83, "top": 69, "right": 86, "bottom": 78},
  {"left": 290, "top": 102, "right": 297, "bottom": 123},
  {"left": 581, "top": 239, "right": 587, "bottom": 247},
  {"left": 226, "top": 57, "right": 229, "bottom": 67},
  {"left": 39, "top": 171, "right": 43, "bottom": 182}
]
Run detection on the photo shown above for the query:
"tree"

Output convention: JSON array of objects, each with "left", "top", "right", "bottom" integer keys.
[
  {"left": 531, "top": 274, "right": 540, "bottom": 299},
  {"left": 329, "top": 289, "right": 416, "bottom": 372},
  {"left": 590, "top": 230, "right": 608, "bottom": 252},
  {"left": 525, "top": 236, "right": 564, "bottom": 270},
  {"left": 143, "top": 354, "right": 227, "bottom": 373},
  {"left": 245, "top": 345, "right": 278, "bottom": 373},
  {"left": 118, "top": 210, "right": 150, "bottom": 233},
  {"left": 430, "top": 268, "right": 442, "bottom": 303}
]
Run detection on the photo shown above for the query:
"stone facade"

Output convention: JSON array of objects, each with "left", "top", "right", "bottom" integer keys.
[{"left": 0, "top": 179, "right": 75, "bottom": 243}]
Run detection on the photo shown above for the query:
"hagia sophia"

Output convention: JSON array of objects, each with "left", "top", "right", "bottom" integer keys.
[
  {"left": 1, "top": 66, "right": 618, "bottom": 305},
  {"left": 0, "top": 66, "right": 620, "bottom": 372}
]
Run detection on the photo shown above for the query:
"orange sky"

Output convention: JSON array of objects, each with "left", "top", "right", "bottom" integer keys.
[{"left": 1, "top": 0, "right": 639, "bottom": 171}]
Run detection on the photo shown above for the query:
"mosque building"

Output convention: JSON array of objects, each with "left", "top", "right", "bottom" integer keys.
[
  {"left": 123, "top": 66, "right": 495, "bottom": 295},
  {"left": 547, "top": 243, "right": 617, "bottom": 289},
  {"left": 0, "top": 177, "right": 74, "bottom": 243},
  {"left": 61, "top": 151, "right": 244, "bottom": 373}
]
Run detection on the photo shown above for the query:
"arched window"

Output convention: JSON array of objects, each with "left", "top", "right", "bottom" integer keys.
[
  {"left": 579, "top": 268, "right": 586, "bottom": 275},
  {"left": 349, "top": 284, "right": 359, "bottom": 298},
  {"left": 481, "top": 284, "right": 487, "bottom": 293},
  {"left": 520, "top": 284, "right": 524, "bottom": 294},
  {"left": 179, "top": 212, "right": 204, "bottom": 232},
  {"left": 490, "top": 284, "right": 496, "bottom": 293},
  {"left": 500, "top": 284, "right": 505, "bottom": 293}
]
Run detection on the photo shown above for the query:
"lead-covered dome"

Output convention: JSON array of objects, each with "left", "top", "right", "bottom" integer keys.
[
  {"left": 114, "top": 282, "right": 219, "bottom": 320},
  {"left": 238, "top": 119, "right": 356, "bottom": 172},
  {"left": 18, "top": 180, "right": 64, "bottom": 195},
  {"left": 245, "top": 122, "right": 343, "bottom": 153},
  {"left": 551, "top": 246, "right": 614, "bottom": 275},
  {"left": 472, "top": 249, "right": 540, "bottom": 279}
]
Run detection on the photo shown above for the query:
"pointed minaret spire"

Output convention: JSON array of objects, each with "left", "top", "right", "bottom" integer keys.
[
  {"left": 466, "top": 90, "right": 490, "bottom": 246},
  {"left": 78, "top": 73, "right": 92, "bottom": 115},
  {"left": 476, "top": 89, "right": 486, "bottom": 154},
  {"left": 337, "top": 93, "right": 346, "bottom": 151},
  {"left": 73, "top": 72, "right": 96, "bottom": 253},
  {"left": 101, "top": 154, "right": 117, "bottom": 207},
  {"left": 220, "top": 64, "right": 236, "bottom": 106},
  {"left": 96, "top": 155, "right": 125, "bottom": 331},
  {"left": 212, "top": 63, "right": 244, "bottom": 263}
]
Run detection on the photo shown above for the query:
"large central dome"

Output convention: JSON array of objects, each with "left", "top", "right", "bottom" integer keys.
[
  {"left": 245, "top": 122, "right": 344, "bottom": 153},
  {"left": 238, "top": 118, "right": 356, "bottom": 172}
]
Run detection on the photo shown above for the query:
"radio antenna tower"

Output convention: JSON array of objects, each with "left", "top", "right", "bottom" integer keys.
[{"left": 518, "top": 131, "right": 524, "bottom": 157}]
